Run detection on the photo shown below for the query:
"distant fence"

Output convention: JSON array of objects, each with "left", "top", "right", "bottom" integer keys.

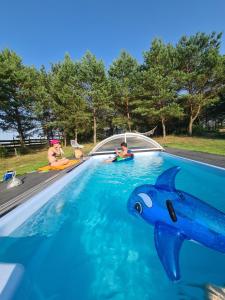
[{"left": 0, "top": 138, "right": 48, "bottom": 156}]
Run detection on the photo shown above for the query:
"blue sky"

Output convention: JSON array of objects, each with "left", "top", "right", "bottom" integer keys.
[
  {"left": 0, "top": 0, "right": 224, "bottom": 70},
  {"left": 0, "top": 0, "right": 225, "bottom": 138}
]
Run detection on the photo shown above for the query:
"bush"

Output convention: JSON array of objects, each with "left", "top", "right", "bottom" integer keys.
[
  {"left": 0, "top": 147, "right": 8, "bottom": 158},
  {"left": 192, "top": 125, "right": 209, "bottom": 136},
  {"left": 17, "top": 146, "right": 29, "bottom": 155},
  {"left": 192, "top": 124, "right": 225, "bottom": 138}
]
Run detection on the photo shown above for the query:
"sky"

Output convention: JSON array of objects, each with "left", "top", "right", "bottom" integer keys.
[{"left": 0, "top": 0, "right": 225, "bottom": 138}]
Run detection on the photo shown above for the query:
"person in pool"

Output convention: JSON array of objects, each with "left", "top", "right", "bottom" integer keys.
[
  {"left": 115, "top": 142, "right": 133, "bottom": 159},
  {"left": 106, "top": 142, "right": 133, "bottom": 162},
  {"left": 48, "top": 139, "right": 69, "bottom": 167}
]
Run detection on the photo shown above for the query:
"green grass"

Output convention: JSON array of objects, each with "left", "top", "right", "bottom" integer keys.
[
  {"left": 155, "top": 136, "right": 225, "bottom": 156},
  {"left": 0, "top": 143, "right": 94, "bottom": 179},
  {"left": 0, "top": 136, "right": 225, "bottom": 179}
]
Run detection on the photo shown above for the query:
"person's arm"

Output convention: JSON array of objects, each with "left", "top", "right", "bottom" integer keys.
[
  {"left": 60, "top": 147, "right": 65, "bottom": 158},
  {"left": 48, "top": 148, "right": 57, "bottom": 164},
  {"left": 117, "top": 152, "right": 124, "bottom": 157},
  {"left": 115, "top": 147, "right": 120, "bottom": 156}
]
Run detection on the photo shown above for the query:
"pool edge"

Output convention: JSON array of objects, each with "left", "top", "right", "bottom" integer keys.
[
  {"left": 0, "top": 158, "right": 93, "bottom": 236},
  {"left": 165, "top": 152, "right": 225, "bottom": 172}
]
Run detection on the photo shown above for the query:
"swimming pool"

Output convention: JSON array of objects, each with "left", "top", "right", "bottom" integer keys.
[{"left": 0, "top": 152, "right": 225, "bottom": 299}]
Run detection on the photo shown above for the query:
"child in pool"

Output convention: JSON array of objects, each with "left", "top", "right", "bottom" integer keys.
[
  {"left": 105, "top": 142, "right": 133, "bottom": 162},
  {"left": 115, "top": 142, "right": 133, "bottom": 158}
]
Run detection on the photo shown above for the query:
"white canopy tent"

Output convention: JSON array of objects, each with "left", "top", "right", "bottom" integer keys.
[{"left": 89, "top": 132, "right": 164, "bottom": 155}]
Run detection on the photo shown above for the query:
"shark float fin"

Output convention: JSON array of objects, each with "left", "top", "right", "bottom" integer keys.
[
  {"left": 155, "top": 166, "right": 180, "bottom": 192},
  {"left": 154, "top": 222, "right": 185, "bottom": 281}
]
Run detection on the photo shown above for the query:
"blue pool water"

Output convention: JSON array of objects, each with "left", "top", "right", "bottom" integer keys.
[{"left": 0, "top": 152, "right": 225, "bottom": 299}]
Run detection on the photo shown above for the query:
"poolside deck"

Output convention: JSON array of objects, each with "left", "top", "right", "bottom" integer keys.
[
  {"left": 0, "top": 149, "right": 224, "bottom": 216},
  {"left": 0, "top": 161, "right": 84, "bottom": 216},
  {"left": 166, "top": 148, "right": 225, "bottom": 168}
]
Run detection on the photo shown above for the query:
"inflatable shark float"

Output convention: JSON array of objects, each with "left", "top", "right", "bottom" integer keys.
[{"left": 127, "top": 166, "right": 225, "bottom": 281}]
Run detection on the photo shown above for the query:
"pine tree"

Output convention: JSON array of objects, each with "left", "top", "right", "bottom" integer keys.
[
  {"left": 135, "top": 39, "right": 183, "bottom": 137},
  {"left": 79, "top": 52, "right": 110, "bottom": 144},
  {"left": 176, "top": 32, "right": 223, "bottom": 135},
  {"left": 0, "top": 49, "right": 37, "bottom": 145},
  {"left": 109, "top": 51, "right": 139, "bottom": 132}
]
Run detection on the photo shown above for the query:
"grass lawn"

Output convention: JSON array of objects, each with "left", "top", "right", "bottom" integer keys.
[
  {"left": 0, "top": 143, "right": 94, "bottom": 179},
  {"left": 0, "top": 136, "right": 225, "bottom": 179},
  {"left": 156, "top": 136, "right": 225, "bottom": 156}
]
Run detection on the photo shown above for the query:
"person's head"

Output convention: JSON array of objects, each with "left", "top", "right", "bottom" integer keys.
[
  {"left": 50, "top": 139, "right": 60, "bottom": 150},
  {"left": 121, "top": 142, "right": 128, "bottom": 151}
]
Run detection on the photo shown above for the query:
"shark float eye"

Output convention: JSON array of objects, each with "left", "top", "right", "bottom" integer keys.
[
  {"left": 138, "top": 193, "right": 153, "bottom": 208},
  {"left": 134, "top": 202, "right": 142, "bottom": 214}
]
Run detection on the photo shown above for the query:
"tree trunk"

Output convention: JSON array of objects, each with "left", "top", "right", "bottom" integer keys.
[
  {"left": 17, "top": 123, "right": 25, "bottom": 147},
  {"left": 188, "top": 104, "right": 201, "bottom": 136},
  {"left": 126, "top": 97, "right": 131, "bottom": 132},
  {"left": 15, "top": 108, "right": 25, "bottom": 147},
  {"left": 74, "top": 129, "right": 78, "bottom": 142},
  {"left": 64, "top": 132, "right": 67, "bottom": 147},
  {"left": 93, "top": 108, "right": 97, "bottom": 144},
  {"left": 161, "top": 117, "right": 166, "bottom": 138},
  {"left": 188, "top": 117, "right": 194, "bottom": 136}
]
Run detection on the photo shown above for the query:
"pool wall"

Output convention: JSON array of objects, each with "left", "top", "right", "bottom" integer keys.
[
  {"left": 0, "top": 151, "right": 224, "bottom": 299},
  {"left": 0, "top": 158, "right": 93, "bottom": 236},
  {"left": 166, "top": 152, "right": 225, "bottom": 172},
  {"left": 0, "top": 151, "right": 225, "bottom": 236},
  {"left": 0, "top": 153, "right": 160, "bottom": 236},
  {"left": 1, "top": 151, "right": 224, "bottom": 237}
]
